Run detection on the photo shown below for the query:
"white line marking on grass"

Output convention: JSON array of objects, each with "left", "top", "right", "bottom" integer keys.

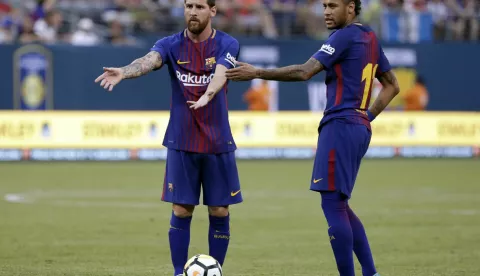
[
  {"left": 4, "top": 193, "right": 34, "bottom": 204},
  {"left": 50, "top": 200, "right": 161, "bottom": 209},
  {"left": 3, "top": 190, "right": 480, "bottom": 217},
  {"left": 449, "top": 209, "right": 479, "bottom": 216}
]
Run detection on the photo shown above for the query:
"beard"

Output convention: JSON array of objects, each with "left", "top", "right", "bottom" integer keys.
[{"left": 187, "top": 18, "right": 209, "bottom": 34}]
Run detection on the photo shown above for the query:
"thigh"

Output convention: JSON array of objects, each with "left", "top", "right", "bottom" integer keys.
[
  {"left": 310, "top": 121, "right": 371, "bottom": 198},
  {"left": 201, "top": 152, "right": 243, "bottom": 207},
  {"left": 161, "top": 149, "right": 202, "bottom": 205}
]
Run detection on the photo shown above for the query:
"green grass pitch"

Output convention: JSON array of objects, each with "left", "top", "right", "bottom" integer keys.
[{"left": 1, "top": 160, "right": 479, "bottom": 276}]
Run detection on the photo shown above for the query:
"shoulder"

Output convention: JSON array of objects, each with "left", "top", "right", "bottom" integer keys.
[
  {"left": 154, "top": 31, "right": 183, "bottom": 47},
  {"left": 215, "top": 30, "right": 239, "bottom": 47},
  {"left": 333, "top": 25, "right": 363, "bottom": 39},
  {"left": 325, "top": 28, "right": 353, "bottom": 47},
  {"left": 347, "top": 23, "right": 378, "bottom": 39}
]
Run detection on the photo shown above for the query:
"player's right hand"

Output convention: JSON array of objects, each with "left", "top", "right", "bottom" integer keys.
[{"left": 94, "top": 67, "right": 124, "bottom": 92}]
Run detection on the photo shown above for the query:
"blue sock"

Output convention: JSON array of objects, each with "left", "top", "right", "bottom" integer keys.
[
  {"left": 169, "top": 212, "right": 192, "bottom": 276},
  {"left": 347, "top": 205, "right": 377, "bottom": 276},
  {"left": 208, "top": 214, "right": 230, "bottom": 266},
  {"left": 321, "top": 192, "right": 354, "bottom": 276}
]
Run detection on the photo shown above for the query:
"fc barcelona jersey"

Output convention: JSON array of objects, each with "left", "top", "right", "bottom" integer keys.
[
  {"left": 151, "top": 29, "right": 239, "bottom": 153},
  {"left": 312, "top": 24, "right": 392, "bottom": 128}
]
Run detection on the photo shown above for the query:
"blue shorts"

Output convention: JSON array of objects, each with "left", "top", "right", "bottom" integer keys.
[
  {"left": 310, "top": 119, "right": 371, "bottom": 198},
  {"left": 161, "top": 149, "right": 243, "bottom": 206}
]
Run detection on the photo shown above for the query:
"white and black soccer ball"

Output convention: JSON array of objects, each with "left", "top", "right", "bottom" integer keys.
[{"left": 184, "top": 254, "right": 223, "bottom": 276}]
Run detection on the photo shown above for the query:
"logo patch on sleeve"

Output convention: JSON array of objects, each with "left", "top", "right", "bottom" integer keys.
[
  {"left": 319, "top": 44, "right": 336, "bottom": 55},
  {"left": 225, "top": 52, "right": 237, "bottom": 67}
]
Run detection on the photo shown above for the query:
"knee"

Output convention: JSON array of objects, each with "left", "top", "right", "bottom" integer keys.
[
  {"left": 208, "top": 206, "right": 229, "bottom": 217},
  {"left": 172, "top": 204, "right": 195, "bottom": 218}
]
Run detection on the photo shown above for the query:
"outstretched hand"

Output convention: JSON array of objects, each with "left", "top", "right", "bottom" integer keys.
[
  {"left": 94, "top": 67, "right": 124, "bottom": 91},
  {"left": 225, "top": 61, "right": 258, "bottom": 81},
  {"left": 187, "top": 93, "right": 212, "bottom": 110}
]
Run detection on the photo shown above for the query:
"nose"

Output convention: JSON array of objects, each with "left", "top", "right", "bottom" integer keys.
[
  {"left": 324, "top": 7, "right": 331, "bottom": 16},
  {"left": 190, "top": 7, "right": 198, "bottom": 16}
]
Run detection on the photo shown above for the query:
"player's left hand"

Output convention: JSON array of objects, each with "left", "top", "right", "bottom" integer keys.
[
  {"left": 187, "top": 93, "right": 211, "bottom": 110},
  {"left": 225, "top": 61, "right": 257, "bottom": 81}
]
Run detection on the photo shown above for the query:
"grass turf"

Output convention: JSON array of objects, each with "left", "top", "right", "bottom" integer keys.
[{"left": 0, "top": 160, "right": 479, "bottom": 275}]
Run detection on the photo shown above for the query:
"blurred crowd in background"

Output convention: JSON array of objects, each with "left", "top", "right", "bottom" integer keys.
[{"left": 0, "top": 0, "right": 479, "bottom": 46}]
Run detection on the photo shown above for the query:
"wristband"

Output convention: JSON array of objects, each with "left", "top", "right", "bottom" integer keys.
[{"left": 366, "top": 110, "right": 376, "bottom": 122}]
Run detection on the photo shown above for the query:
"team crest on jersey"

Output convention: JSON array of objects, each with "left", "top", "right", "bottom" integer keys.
[{"left": 205, "top": 57, "right": 216, "bottom": 69}]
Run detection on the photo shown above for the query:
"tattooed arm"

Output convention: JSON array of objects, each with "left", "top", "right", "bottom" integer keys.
[
  {"left": 226, "top": 58, "right": 324, "bottom": 82},
  {"left": 256, "top": 58, "right": 324, "bottom": 81},
  {"left": 368, "top": 70, "right": 400, "bottom": 117},
  {"left": 121, "top": 51, "right": 164, "bottom": 79},
  {"left": 95, "top": 51, "right": 163, "bottom": 91}
]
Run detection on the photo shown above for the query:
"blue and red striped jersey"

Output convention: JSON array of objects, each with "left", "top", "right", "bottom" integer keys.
[
  {"left": 312, "top": 24, "right": 391, "bottom": 128},
  {"left": 151, "top": 29, "right": 239, "bottom": 154}
]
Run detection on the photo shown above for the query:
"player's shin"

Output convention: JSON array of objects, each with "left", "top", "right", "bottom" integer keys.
[
  {"left": 169, "top": 211, "right": 192, "bottom": 276},
  {"left": 347, "top": 205, "right": 377, "bottom": 276},
  {"left": 320, "top": 192, "right": 355, "bottom": 276},
  {"left": 208, "top": 212, "right": 230, "bottom": 266}
]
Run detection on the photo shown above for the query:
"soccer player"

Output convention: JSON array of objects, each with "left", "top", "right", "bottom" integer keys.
[
  {"left": 225, "top": 0, "right": 400, "bottom": 275},
  {"left": 94, "top": 1, "right": 241, "bottom": 275}
]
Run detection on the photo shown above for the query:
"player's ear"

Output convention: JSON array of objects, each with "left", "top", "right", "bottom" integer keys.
[
  {"left": 210, "top": 5, "right": 217, "bottom": 17},
  {"left": 347, "top": 1, "right": 355, "bottom": 15}
]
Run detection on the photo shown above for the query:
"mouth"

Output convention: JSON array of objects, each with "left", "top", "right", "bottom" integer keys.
[{"left": 325, "top": 18, "right": 334, "bottom": 24}]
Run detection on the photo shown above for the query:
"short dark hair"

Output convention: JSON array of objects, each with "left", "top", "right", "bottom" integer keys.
[
  {"left": 207, "top": 0, "right": 215, "bottom": 7},
  {"left": 344, "top": 0, "right": 361, "bottom": 16},
  {"left": 354, "top": 0, "right": 361, "bottom": 15},
  {"left": 184, "top": 0, "right": 216, "bottom": 7}
]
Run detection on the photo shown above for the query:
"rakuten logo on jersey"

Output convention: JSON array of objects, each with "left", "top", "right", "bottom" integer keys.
[
  {"left": 225, "top": 52, "right": 236, "bottom": 67},
  {"left": 176, "top": 71, "right": 214, "bottom": 87},
  {"left": 319, "top": 44, "right": 335, "bottom": 55}
]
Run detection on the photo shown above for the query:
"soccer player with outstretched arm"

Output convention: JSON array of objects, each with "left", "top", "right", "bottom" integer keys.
[
  {"left": 226, "top": 0, "right": 399, "bottom": 275},
  {"left": 95, "top": 1, "right": 241, "bottom": 275}
]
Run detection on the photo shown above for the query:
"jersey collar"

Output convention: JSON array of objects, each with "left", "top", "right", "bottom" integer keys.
[{"left": 183, "top": 28, "right": 216, "bottom": 40}]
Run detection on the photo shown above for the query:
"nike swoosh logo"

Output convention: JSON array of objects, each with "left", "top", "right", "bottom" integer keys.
[
  {"left": 231, "top": 190, "right": 241, "bottom": 196},
  {"left": 193, "top": 272, "right": 200, "bottom": 276},
  {"left": 313, "top": 178, "right": 323, "bottom": 183},
  {"left": 177, "top": 59, "right": 190, "bottom": 64}
]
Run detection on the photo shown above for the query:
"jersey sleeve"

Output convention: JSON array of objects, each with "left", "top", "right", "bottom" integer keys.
[
  {"left": 311, "top": 30, "right": 351, "bottom": 69},
  {"left": 150, "top": 37, "right": 171, "bottom": 65},
  {"left": 376, "top": 46, "right": 392, "bottom": 77},
  {"left": 217, "top": 40, "right": 240, "bottom": 69}
]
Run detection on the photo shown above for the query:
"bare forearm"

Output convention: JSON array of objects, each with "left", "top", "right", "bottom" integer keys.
[
  {"left": 369, "top": 87, "right": 398, "bottom": 116},
  {"left": 257, "top": 65, "right": 308, "bottom": 82},
  {"left": 121, "top": 51, "right": 162, "bottom": 79},
  {"left": 205, "top": 76, "right": 227, "bottom": 99},
  {"left": 369, "top": 71, "right": 400, "bottom": 116}
]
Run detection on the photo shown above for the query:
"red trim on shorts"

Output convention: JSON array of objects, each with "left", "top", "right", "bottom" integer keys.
[{"left": 328, "top": 149, "right": 336, "bottom": 191}]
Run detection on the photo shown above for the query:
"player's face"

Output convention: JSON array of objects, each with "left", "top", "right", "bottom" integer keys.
[
  {"left": 323, "top": 0, "right": 354, "bottom": 29},
  {"left": 184, "top": 0, "right": 216, "bottom": 34}
]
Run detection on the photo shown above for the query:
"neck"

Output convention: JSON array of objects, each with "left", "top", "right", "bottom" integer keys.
[
  {"left": 187, "top": 24, "right": 213, "bottom": 43},
  {"left": 341, "top": 16, "right": 358, "bottom": 28}
]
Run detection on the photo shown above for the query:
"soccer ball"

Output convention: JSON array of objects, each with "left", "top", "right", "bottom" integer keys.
[{"left": 184, "top": 254, "right": 223, "bottom": 276}]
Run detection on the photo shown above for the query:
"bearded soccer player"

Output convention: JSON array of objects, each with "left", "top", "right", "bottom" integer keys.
[
  {"left": 95, "top": 0, "right": 241, "bottom": 275},
  {"left": 226, "top": 0, "right": 399, "bottom": 275}
]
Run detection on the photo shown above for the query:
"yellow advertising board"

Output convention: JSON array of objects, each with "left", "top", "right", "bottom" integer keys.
[
  {"left": 0, "top": 112, "right": 169, "bottom": 148},
  {"left": 0, "top": 111, "right": 478, "bottom": 148}
]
